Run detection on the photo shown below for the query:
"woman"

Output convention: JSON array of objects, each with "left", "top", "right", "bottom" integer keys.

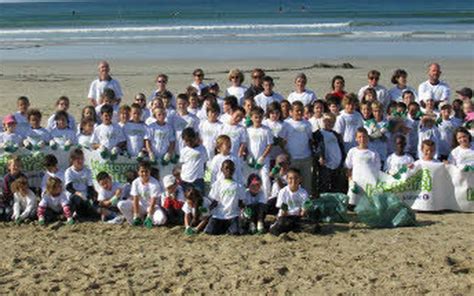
[
  {"left": 225, "top": 69, "right": 248, "bottom": 105},
  {"left": 287, "top": 73, "right": 317, "bottom": 107},
  {"left": 388, "top": 69, "right": 417, "bottom": 102}
]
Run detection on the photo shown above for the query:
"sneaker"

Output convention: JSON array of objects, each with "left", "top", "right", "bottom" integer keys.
[
  {"left": 257, "top": 221, "right": 265, "bottom": 233},
  {"left": 249, "top": 222, "right": 257, "bottom": 234},
  {"left": 107, "top": 216, "right": 124, "bottom": 225}
]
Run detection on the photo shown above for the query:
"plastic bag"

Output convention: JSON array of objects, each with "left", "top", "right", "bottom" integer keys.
[
  {"left": 303, "top": 193, "right": 349, "bottom": 223},
  {"left": 355, "top": 193, "right": 416, "bottom": 228}
]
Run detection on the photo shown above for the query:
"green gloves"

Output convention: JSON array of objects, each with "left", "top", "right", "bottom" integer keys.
[
  {"left": 198, "top": 206, "right": 209, "bottom": 214},
  {"left": 243, "top": 207, "right": 254, "bottom": 219},
  {"left": 143, "top": 217, "right": 153, "bottom": 229},
  {"left": 184, "top": 227, "right": 196, "bottom": 236},
  {"left": 110, "top": 196, "right": 119, "bottom": 207},
  {"left": 132, "top": 217, "right": 142, "bottom": 226},
  {"left": 303, "top": 200, "right": 314, "bottom": 211}
]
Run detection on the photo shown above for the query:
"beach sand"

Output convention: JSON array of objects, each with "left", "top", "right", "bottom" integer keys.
[{"left": 0, "top": 58, "right": 473, "bottom": 294}]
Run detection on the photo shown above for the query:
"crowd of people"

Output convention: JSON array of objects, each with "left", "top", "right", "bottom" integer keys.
[{"left": 0, "top": 61, "right": 473, "bottom": 235}]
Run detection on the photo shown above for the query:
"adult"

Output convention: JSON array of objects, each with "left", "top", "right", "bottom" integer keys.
[
  {"left": 190, "top": 68, "right": 207, "bottom": 95},
  {"left": 225, "top": 69, "right": 248, "bottom": 106},
  {"left": 149, "top": 73, "right": 175, "bottom": 107},
  {"left": 286, "top": 73, "right": 317, "bottom": 106},
  {"left": 87, "top": 61, "right": 123, "bottom": 106},
  {"left": 326, "top": 75, "right": 346, "bottom": 104},
  {"left": 243, "top": 68, "right": 265, "bottom": 99},
  {"left": 388, "top": 69, "right": 417, "bottom": 102},
  {"left": 456, "top": 87, "right": 472, "bottom": 102},
  {"left": 357, "top": 70, "right": 389, "bottom": 109},
  {"left": 418, "top": 63, "right": 451, "bottom": 107}
]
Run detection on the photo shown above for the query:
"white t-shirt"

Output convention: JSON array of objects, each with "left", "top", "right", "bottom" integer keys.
[
  {"left": 309, "top": 117, "right": 324, "bottom": 132},
  {"left": 77, "top": 134, "right": 92, "bottom": 149},
  {"left": 0, "top": 132, "right": 23, "bottom": 146},
  {"left": 384, "top": 153, "right": 414, "bottom": 175},
  {"left": 246, "top": 125, "right": 273, "bottom": 162},
  {"left": 88, "top": 77, "right": 123, "bottom": 102},
  {"left": 90, "top": 123, "right": 126, "bottom": 150},
  {"left": 276, "top": 186, "right": 309, "bottom": 217},
  {"left": 199, "top": 120, "right": 223, "bottom": 160},
  {"left": 50, "top": 128, "right": 78, "bottom": 146},
  {"left": 147, "top": 122, "right": 175, "bottom": 157},
  {"left": 181, "top": 198, "right": 212, "bottom": 217},
  {"left": 209, "top": 178, "right": 244, "bottom": 220},
  {"left": 97, "top": 182, "right": 123, "bottom": 202},
  {"left": 388, "top": 85, "right": 417, "bottom": 102},
  {"left": 13, "top": 189, "right": 37, "bottom": 220},
  {"left": 171, "top": 112, "right": 200, "bottom": 153},
  {"left": 263, "top": 118, "right": 286, "bottom": 159},
  {"left": 179, "top": 145, "right": 208, "bottom": 183},
  {"left": 41, "top": 170, "right": 65, "bottom": 194},
  {"left": 418, "top": 80, "right": 451, "bottom": 103},
  {"left": 243, "top": 190, "right": 266, "bottom": 206},
  {"left": 13, "top": 111, "right": 31, "bottom": 138},
  {"left": 254, "top": 92, "right": 284, "bottom": 113},
  {"left": 437, "top": 118, "right": 458, "bottom": 157},
  {"left": 345, "top": 147, "right": 381, "bottom": 182},
  {"left": 320, "top": 129, "right": 343, "bottom": 170},
  {"left": 209, "top": 153, "right": 244, "bottom": 185},
  {"left": 219, "top": 123, "right": 248, "bottom": 156},
  {"left": 287, "top": 90, "right": 317, "bottom": 106},
  {"left": 26, "top": 127, "right": 51, "bottom": 145},
  {"left": 417, "top": 126, "right": 440, "bottom": 160},
  {"left": 334, "top": 110, "right": 364, "bottom": 153},
  {"left": 65, "top": 166, "right": 93, "bottom": 197},
  {"left": 46, "top": 113, "right": 76, "bottom": 131},
  {"left": 122, "top": 121, "right": 149, "bottom": 157},
  {"left": 357, "top": 84, "right": 390, "bottom": 108},
  {"left": 225, "top": 85, "right": 248, "bottom": 105},
  {"left": 281, "top": 118, "right": 312, "bottom": 159},
  {"left": 130, "top": 176, "right": 162, "bottom": 206},
  {"left": 39, "top": 191, "right": 69, "bottom": 213},
  {"left": 191, "top": 82, "right": 207, "bottom": 95},
  {"left": 95, "top": 103, "right": 120, "bottom": 124},
  {"left": 448, "top": 145, "right": 474, "bottom": 167}
]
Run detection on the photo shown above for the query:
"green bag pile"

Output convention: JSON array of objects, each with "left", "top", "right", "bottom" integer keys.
[{"left": 303, "top": 193, "right": 349, "bottom": 223}]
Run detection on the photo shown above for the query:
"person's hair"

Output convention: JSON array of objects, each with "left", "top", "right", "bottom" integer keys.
[
  {"left": 356, "top": 127, "right": 369, "bottom": 136},
  {"left": 186, "top": 86, "right": 198, "bottom": 97},
  {"left": 287, "top": 167, "right": 301, "bottom": 177},
  {"left": 7, "top": 155, "right": 21, "bottom": 170},
  {"left": 155, "top": 73, "right": 168, "bottom": 83},
  {"left": 54, "top": 110, "right": 69, "bottom": 124},
  {"left": 251, "top": 68, "right": 265, "bottom": 78},
  {"left": 232, "top": 105, "right": 245, "bottom": 115},
  {"left": 228, "top": 68, "right": 245, "bottom": 83},
  {"left": 101, "top": 88, "right": 116, "bottom": 101},
  {"left": 262, "top": 75, "right": 274, "bottom": 85},
  {"left": 69, "top": 148, "right": 84, "bottom": 164},
  {"left": 176, "top": 93, "right": 189, "bottom": 103},
  {"left": 125, "top": 169, "right": 138, "bottom": 184},
  {"left": 221, "top": 159, "right": 235, "bottom": 172},
  {"left": 158, "top": 91, "right": 173, "bottom": 101},
  {"left": 215, "top": 135, "right": 231, "bottom": 154},
  {"left": 46, "top": 177, "right": 62, "bottom": 195},
  {"left": 363, "top": 88, "right": 377, "bottom": 101},
  {"left": 371, "top": 101, "right": 382, "bottom": 111},
  {"left": 96, "top": 171, "right": 111, "bottom": 182},
  {"left": 192, "top": 68, "right": 204, "bottom": 76},
  {"left": 312, "top": 99, "right": 327, "bottom": 112},
  {"left": 266, "top": 101, "right": 282, "bottom": 117},
  {"left": 408, "top": 101, "right": 420, "bottom": 109},
  {"left": 331, "top": 75, "right": 345, "bottom": 90},
  {"left": 250, "top": 106, "right": 264, "bottom": 117},
  {"left": 17, "top": 96, "right": 30, "bottom": 106},
  {"left": 184, "top": 187, "right": 203, "bottom": 207},
  {"left": 130, "top": 103, "right": 142, "bottom": 114},
  {"left": 81, "top": 105, "right": 98, "bottom": 123},
  {"left": 151, "top": 167, "right": 160, "bottom": 180},
  {"left": 100, "top": 104, "right": 114, "bottom": 116},
  {"left": 395, "top": 134, "right": 407, "bottom": 145},
  {"left": 135, "top": 93, "right": 146, "bottom": 101},
  {"left": 397, "top": 102, "right": 408, "bottom": 113},
  {"left": 359, "top": 102, "right": 371, "bottom": 111},
  {"left": 223, "top": 96, "right": 238, "bottom": 109},
  {"left": 247, "top": 173, "right": 262, "bottom": 187},
  {"left": 172, "top": 165, "right": 182, "bottom": 179},
  {"left": 207, "top": 102, "right": 220, "bottom": 114},
  {"left": 294, "top": 73, "right": 307, "bottom": 83},
  {"left": 367, "top": 70, "right": 381, "bottom": 78},
  {"left": 402, "top": 90, "right": 414, "bottom": 98},
  {"left": 452, "top": 127, "right": 472, "bottom": 148},
  {"left": 391, "top": 69, "right": 408, "bottom": 84},
  {"left": 27, "top": 108, "right": 42, "bottom": 120},
  {"left": 421, "top": 139, "right": 436, "bottom": 149},
  {"left": 119, "top": 104, "right": 131, "bottom": 113},
  {"left": 137, "top": 161, "right": 152, "bottom": 172},
  {"left": 322, "top": 112, "right": 336, "bottom": 123},
  {"left": 153, "top": 107, "right": 166, "bottom": 117},
  {"left": 56, "top": 96, "right": 70, "bottom": 107},
  {"left": 43, "top": 154, "right": 58, "bottom": 169},
  {"left": 291, "top": 101, "right": 304, "bottom": 110},
  {"left": 11, "top": 176, "right": 29, "bottom": 194},
  {"left": 326, "top": 95, "right": 340, "bottom": 107},
  {"left": 181, "top": 127, "right": 197, "bottom": 144},
  {"left": 342, "top": 93, "right": 358, "bottom": 107}
]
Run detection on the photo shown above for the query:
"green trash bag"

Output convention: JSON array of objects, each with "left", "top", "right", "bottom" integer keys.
[
  {"left": 313, "top": 193, "right": 349, "bottom": 223},
  {"left": 355, "top": 193, "right": 416, "bottom": 228}
]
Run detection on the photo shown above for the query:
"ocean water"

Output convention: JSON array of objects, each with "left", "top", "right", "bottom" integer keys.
[{"left": 0, "top": 0, "right": 473, "bottom": 60}]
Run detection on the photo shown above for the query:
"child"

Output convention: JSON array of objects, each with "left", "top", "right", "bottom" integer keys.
[
  {"left": 117, "top": 161, "right": 166, "bottom": 228},
  {"left": 197, "top": 93, "right": 218, "bottom": 121},
  {"left": 204, "top": 160, "right": 244, "bottom": 235},
  {"left": 65, "top": 148, "right": 98, "bottom": 219},
  {"left": 147, "top": 107, "right": 176, "bottom": 164},
  {"left": 384, "top": 135, "right": 415, "bottom": 179},
  {"left": 1, "top": 156, "right": 26, "bottom": 220},
  {"left": 360, "top": 102, "right": 372, "bottom": 121},
  {"left": 11, "top": 176, "right": 37, "bottom": 223},
  {"left": 269, "top": 168, "right": 309, "bottom": 236},
  {"left": 95, "top": 88, "right": 120, "bottom": 123},
  {"left": 241, "top": 174, "right": 267, "bottom": 234},
  {"left": 268, "top": 153, "right": 291, "bottom": 215},
  {"left": 253, "top": 76, "right": 284, "bottom": 113},
  {"left": 209, "top": 135, "right": 244, "bottom": 184},
  {"left": 49, "top": 111, "right": 77, "bottom": 150},
  {"left": 77, "top": 118, "right": 95, "bottom": 149},
  {"left": 242, "top": 97, "right": 256, "bottom": 127},
  {"left": 326, "top": 96, "right": 341, "bottom": 116},
  {"left": 134, "top": 93, "right": 151, "bottom": 121},
  {"left": 402, "top": 90, "right": 416, "bottom": 107},
  {"left": 448, "top": 127, "right": 474, "bottom": 168},
  {"left": 14, "top": 96, "right": 31, "bottom": 138},
  {"left": 406, "top": 102, "right": 421, "bottom": 158},
  {"left": 96, "top": 171, "right": 124, "bottom": 223},
  {"left": 37, "top": 177, "right": 74, "bottom": 225},
  {"left": 41, "top": 154, "right": 64, "bottom": 194},
  {"left": 334, "top": 94, "right": 364, "bottom": 153},
  {"left": 281, "top": 101, "right": 313, "bottom": 193},
  {"left": 345, "top": 128, "right": 381, "bottom": 206},
  {"left": 182, "top": 187, "right": 213, "bottom": 234},
  {"left": 308, "top": 100, "right": 325, "bottom": 132},
  {"left": 417, "top": 115, "right": 440, "bottom": 160},
  {"left": 246, "top": 107, "right": 273, "bottom": 198},
  {"left": 160, "top": 175, "right": 185, "bottom": 225},
  {"left": 220, "top": 95, "right": 238, "bottom": 124},
  {"left": 437, "top": 103, "right": 460, "bottom": 160},
  {"left": 46, "top": 96, "right": 76, "bottom": 130},
  {"left": 91, "top": 105, "right": 126, "bottom": 157},
  {"left": 118, "top": 104, "right": 131, "bottom": 127},
  {"left": 366, "top": 101, "right": 389, "bottom": 166},
  {"left": 263, "top": 102, "right": 287, "bottom": 161},
  {"left": 280, "top": 100, "right": 291, "bottom": 120},
  {"left": 414, "top": 140, "right": 439, "bottom": 166},
  {"left": 187, "top": 92, "right": 200, "bottom": 115},
  {"left": 0, "top": 114, "right": 23, "bottom": 151},
  {"left": 24, "top": 109, "right": 51, "bottom": 150},
  {"left": 179, "top": 127, "right": 207, "bottom": 193},
  {"left": 312, "top": 113, "right": 345, "bottom": 194},
  {"left": 171, "top": 93, "right": 200, "bottom": 155},
  {"left": 199, "top": 102, "right": 222, "bottom": 159},
  {"left": 219, "top": 106, "right": 248, "bottom": 157},
  {"left": 122, "top": 103, "right": 151, "bottom": 158},
  {"left": 79, "top": 105, "right": 99, "bottom": 130}
]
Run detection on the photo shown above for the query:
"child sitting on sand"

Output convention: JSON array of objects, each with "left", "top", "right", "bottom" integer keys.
[
  {"left": 160, "top": 175, "right": 185, "bottom": 225},
  {"left": 204, "top": 160, "right": 244, "bottom": 235},
  {"left": 241, "top": 174, "right": 266, "bottom": 234},
  {"left": 41, "top": 154, "right": 65, "bottom": 194},
  {"left": 37, "top": 177, "right": 74, "bottom": 225},
  {"left": 96, "top": 171, "right": 124, "bottom": 223},
  {"left": 11, "top": 176, "right": 37, "bottom": 223},
  {"left": 182, "top": 187, "right": 214, "bottom": 235},
  {"left": 1, "top": 156, "right": 26, "bottom": 221}
]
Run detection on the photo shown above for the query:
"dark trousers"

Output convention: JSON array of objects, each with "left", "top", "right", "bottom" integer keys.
[
  {"left": 164, "top": 207, "right": 184, "bottom": 225},
  {"left": 319, "top": 166, "right": 346, "bottom": 194},
  {"left": 269, "top": 216, "right": 301, "bottom": 236},
  {"left": 182, "top": 178, "right": 205, "bottom": 194},
  {"left": 240, "top": 203, "right": 265, "bottom": 233},
  {"left": 204, "top": 217, "right": 240, "bottom": 235},
  {"left": 266, "top": 198, "right": 279, "bottom": 216},
  {"left": 69, "top": 195, "right": 100, "bottom": 219}
]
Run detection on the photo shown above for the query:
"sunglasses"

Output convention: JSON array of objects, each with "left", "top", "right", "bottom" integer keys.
[
  {"left": 195, "top": 74, "right": 204, "bottom": 77},
  {"left": 252, "top": 75, "right": 262, "bottom": 79},
  {"left": 369, "top": 77, "right": 379, "bottom": 80}
]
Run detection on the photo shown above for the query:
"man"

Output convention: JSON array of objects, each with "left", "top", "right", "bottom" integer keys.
[
  {"left": 357, "top": 70, "right": 389, "bottom": 109},
  {"left": 418, "top": 63, "right": 451, "bottom": 108},
  {"left": 87, "top": 61, "right": 123, "bottom": 106},
  {"left": 244, "top": 68, "right": 265, "bottom": 99}
]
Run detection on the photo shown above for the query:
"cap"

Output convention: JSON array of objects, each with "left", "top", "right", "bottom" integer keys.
[
  {"left": 456, "top": 87, "right": 472, "bottom": 98},
  {"left": 3, "top": 114, "right": 16, "bottom": 125},
  {"left": 163, "top": 175, "right": 176, "bottom": 188}
]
